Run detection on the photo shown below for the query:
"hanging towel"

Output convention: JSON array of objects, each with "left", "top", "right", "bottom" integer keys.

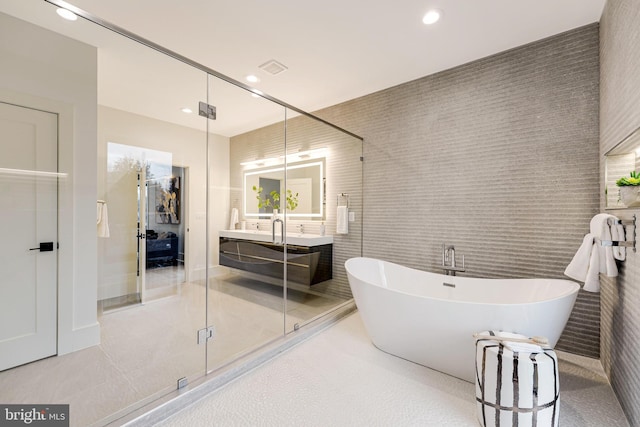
[
  {"left": 336, "top": 205, "right": 348, "bottom": 234},
  {"left": 564, "top": 213, "right": 619, "bottom": 292},
  {"left": 564, "top": 234, "right": 595, "bottom": 282},
  {"left": 229, "top": 208, "right": 239, "bottom": 230},
  {"left": 97, "top": 201, "right": 110, "bottom": 238},
  {"left": 583, "top": 243, "right": 601, "bottom": 292},
  {"left": 591, "top": 213, "right": 617, "bottom": 277}
]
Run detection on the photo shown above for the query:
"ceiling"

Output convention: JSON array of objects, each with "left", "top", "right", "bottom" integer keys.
[{"left": 0, "top": 0, "right": 606, "bottom": 136}]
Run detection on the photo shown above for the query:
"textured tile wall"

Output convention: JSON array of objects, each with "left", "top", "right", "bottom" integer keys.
[
  {"left": 600, "top": 0, "right": 640, "bottom": 424},
  {"left": 314, "top": 25, "right": 601, "bottom": 357}
]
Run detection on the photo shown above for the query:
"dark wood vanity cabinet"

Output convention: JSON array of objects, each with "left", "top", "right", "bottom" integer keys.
[{"left": 219, "top": 237, "right": 332, "bottom": 285}]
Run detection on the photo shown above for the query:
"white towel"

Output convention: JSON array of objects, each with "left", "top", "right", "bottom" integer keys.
[
  {"left": 97, "top": 201, "right": 110, "bottom": 238},
  {"left": 583, "top": 243, "right": 601, "bottom": 292},
  {"left": 336, "top": 206, "right": 348, "bottom": 234},
  {"left": 564, "top": 234, "right": 595, "bottom": 282},
  {"left": 229, "top": 208, "right": 239, "bottom": 230},
  {"left": 564, "top": 213, "right": 619, "bottom": 293},
  {"left": 591, "top": 214, "right": 617, "bottom": 277}
]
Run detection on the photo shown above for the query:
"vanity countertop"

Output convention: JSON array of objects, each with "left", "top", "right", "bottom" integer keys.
[{"left": 219, "top": 229, "right": 333, "bottom": 247}]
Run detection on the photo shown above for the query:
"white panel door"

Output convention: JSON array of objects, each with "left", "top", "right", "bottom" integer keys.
[{"left": 0, "top": 102, "right": 58, "bottom": 371}]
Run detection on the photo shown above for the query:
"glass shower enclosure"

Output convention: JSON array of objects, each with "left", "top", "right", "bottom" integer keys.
[{"left": 0, "top": 0, "right": 363, "bottom": 424}]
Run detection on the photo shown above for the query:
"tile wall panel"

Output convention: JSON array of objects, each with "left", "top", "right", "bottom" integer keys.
[
  {"left": 231, "top": 25, "right": 601, "bottom": 358},
  {"left": 600, "top": 0, "right": 640, "bottom": 424},
  {"left": 315, "top": 25, "right": 601, "bottom": 357}
]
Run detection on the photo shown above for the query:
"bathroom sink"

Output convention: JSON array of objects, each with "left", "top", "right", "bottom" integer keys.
[{"left": 219, "top": 229, "right": 333, "bottom": 246}]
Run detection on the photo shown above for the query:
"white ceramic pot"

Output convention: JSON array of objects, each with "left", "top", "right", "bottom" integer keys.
[{"left": 619, "top": 186, "right": 640, "bottom": 207}]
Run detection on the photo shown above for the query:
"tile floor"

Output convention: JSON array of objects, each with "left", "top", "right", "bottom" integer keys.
[
  {"left": 156, "top": 312, "right": 630, "bottom": 427},
  {"left": 0, "top": 270, "right": 346, "bottom": 427}
]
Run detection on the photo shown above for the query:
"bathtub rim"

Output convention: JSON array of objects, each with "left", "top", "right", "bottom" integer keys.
[{"left": 345, "top": 256, "right": 581, "bottom": 307}]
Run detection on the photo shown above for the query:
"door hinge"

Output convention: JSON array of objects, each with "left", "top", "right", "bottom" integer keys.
[
  {"left": 199, "top": 102, "right": 216, "bottom": 120},
  {"left": 197, "top": 325, "right": 215, "bottom": 344},
  {"left": 177, "top": 377, "right": 188, "bottom": 390}
]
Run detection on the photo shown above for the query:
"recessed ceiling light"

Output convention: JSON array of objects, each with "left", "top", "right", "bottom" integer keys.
[
  {"left": 422, "top": 9, "right": 442, "bottom": 25},
  {"left": 181, "top": 107, "right": 192, "bottom": 114},
  {"left": 246, "top": 75, "right": 260, "bottom": 83},
  {"left": 56, "top": 8, "right": 78, "bottom": 21}
]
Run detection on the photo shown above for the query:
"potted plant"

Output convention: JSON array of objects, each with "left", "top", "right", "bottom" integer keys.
[
  {"left": 616, "top": 171, "right": 640, "bottom": 207},
  {"left": 252, "top": 186, "right": 299, "bottom": 212}
]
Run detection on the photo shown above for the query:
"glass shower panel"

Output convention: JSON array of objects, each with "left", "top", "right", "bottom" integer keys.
[
  {"left": 92, "top": 11, "right": 210, "bottom": 422},
  {"left": 283, "top": 112, "right": 363, "bottom": 333},
  {"left": 206, "top": 75, "right": 288, "bottom": 372},
  {"left": 0, "top": 1, "right": 212, "bottom": 424}
]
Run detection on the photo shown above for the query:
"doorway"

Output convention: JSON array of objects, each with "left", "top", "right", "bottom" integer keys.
[
  {"left": 100, "top": 143, "right": 187, "bottom": 311},
  {"left": 0, "top": 101, "right": 58, "bottom": 371},
  {"left": 143, "top": 165, "right": 187, "bottom": 300}
]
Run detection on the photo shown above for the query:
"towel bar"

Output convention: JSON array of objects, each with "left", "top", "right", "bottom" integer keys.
[{"left": 598, "top": 214, "right": 636, "bottom": 252}]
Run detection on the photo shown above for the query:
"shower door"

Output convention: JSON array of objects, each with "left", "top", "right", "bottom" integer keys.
[
  {"left": 204, "top": 72, "right": 364, "bottom": 372},
  {"left": 205, "top": 74, "right": 288, "bottom": 373},
  {"left": 281, "top": 113, "right": 363, "bottom": 334},
  {"left": 93, "top": 14, "right": 211, "bottom": 422}
]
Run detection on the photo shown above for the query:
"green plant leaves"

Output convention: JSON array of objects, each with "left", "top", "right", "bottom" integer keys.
[
  {"left": 253, "top": 186, "right": 299, "bottom": 211},
  {"left": 616, "top": 171, "right": 640, "bottom": 186}
]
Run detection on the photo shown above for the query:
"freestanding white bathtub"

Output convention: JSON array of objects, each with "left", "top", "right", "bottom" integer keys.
[{"left": 345, "top": 257, "right": 580, "bottom": 383}]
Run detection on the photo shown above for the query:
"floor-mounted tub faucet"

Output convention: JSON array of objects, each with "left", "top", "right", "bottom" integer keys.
[
  {"left": 442, "top": 243, "right": 465, "bottom": 276},
  {"left": 445, "top": 245, "right": 456, "bottom": 268}
]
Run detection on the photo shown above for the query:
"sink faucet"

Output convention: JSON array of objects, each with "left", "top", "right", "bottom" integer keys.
[
  {"left": 255, "top": 222, "right": 260, "bottom": 231},
  {"left": 272, "top": 217, "right": 284, "bottom": 244},
  {"left": 297, "top": 224, "right": 304, "bottom": 234}
]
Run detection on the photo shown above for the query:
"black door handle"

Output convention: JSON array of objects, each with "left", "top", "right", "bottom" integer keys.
[{"left": 29, "top": 242, "right": 54, "bottom": 252}]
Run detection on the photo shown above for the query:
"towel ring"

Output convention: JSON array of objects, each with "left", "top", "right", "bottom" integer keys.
[{"left": 337, "top": 193, "right": 349, "bottom": 208}]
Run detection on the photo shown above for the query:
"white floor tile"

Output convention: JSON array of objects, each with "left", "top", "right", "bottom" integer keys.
[
  {"left": 0, "top": 272, "right": 346, "bottom": 427},
  {"left": 157, "top": 312, "right": 630, "bottom": 427}
]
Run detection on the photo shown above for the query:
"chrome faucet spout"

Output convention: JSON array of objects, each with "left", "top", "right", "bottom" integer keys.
[
  {"left": 444, "top": 245, "right": 455, "bottom": 268},
  {"left": 441, "top": 244, "right": 464, "bottom": 276}
]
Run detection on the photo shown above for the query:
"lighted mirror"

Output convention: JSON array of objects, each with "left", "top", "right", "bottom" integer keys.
[{"left": 244, "top": 159, "right": 325, "bottom": 219}]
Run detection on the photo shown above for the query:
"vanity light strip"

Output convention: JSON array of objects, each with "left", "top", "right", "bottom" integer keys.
[{"left": 240, "top": 148, "right": 327, "bottom": 168}]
